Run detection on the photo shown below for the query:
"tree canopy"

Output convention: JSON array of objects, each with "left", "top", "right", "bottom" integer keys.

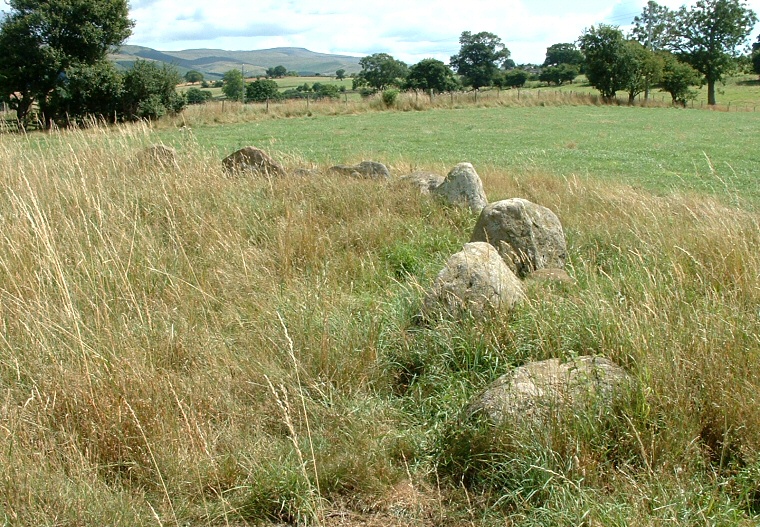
[
  {"left": 404, "top": 58, "right": 459, "bottom": 95},
  {"left": 184, "top": 70, "right": 204, "bottom": 84},
  {"left": 352, "top": 53, "right": 408, "bottom": 91},
  {"left": 669, "top": 0, "right": 757, "bottom": 104},
  {"left": 0, "top": 0, "right": 133, "bottom": 124},
  {"left": 579, "top": 25, "right": 636, "bottom": 100},
  {"left": 543, "top": 43, "right": 584, "bottom": 67},
  {"left": 222, "top": 69, "right": 245, "bottom": 101},
  {"left": 450, "top": 31, "right": 511, "bottom": 89}
]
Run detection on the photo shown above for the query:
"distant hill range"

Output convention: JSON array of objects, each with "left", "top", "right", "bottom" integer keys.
[{"left": 110, "top": 45, "right": 363, "bottom": 79}]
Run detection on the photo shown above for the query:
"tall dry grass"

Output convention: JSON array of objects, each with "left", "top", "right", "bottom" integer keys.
[
  {"left": 166, "top": 88, "right": 678, "bottom": 129},
  {"left": 0, "top": 121, "right": 758, "bottom": 525}
]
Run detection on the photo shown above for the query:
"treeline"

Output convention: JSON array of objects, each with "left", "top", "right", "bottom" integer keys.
[{"left": 292, "top": 0, "right": 755, "bottom": 107}]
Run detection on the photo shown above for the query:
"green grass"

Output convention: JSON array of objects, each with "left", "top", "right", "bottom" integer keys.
[
  {"left": 161, "top": 105, "right": 760, "bottom": 207},
  {"left": 1, "top": 98, "right": 759, "bottom": 525}
]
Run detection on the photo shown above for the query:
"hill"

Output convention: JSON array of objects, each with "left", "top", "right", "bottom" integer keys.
[{"left": 110, "top": 45, "right": 363, "bottom": 79}]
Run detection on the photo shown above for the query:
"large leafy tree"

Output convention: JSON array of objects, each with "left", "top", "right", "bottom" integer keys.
[
  {"left": 352, "top": 53, "right": 408, "bottom": 91},
  {"left": 578, "top": 25, "right": 636, "bottom": 100},
  {"left": 246, "top": 79, "right": 280, "bottom": 102},
  {"left": 450, "top": 31, "right": 511, "bottom": 89},
  {"left": 222, "top": 69, "right": 245, "bottom": 101},
  {"left": 543, "top": 43, "right": 584, "bottom": 67},
  {"left": 753, "top": 36, "right": 760, "bottom": 76},
  {"left": 631, "top": 1, "right": 676, "bottom": 52},
  {"left": 668, "top": 0, "right": 757, "bottom": 105},
  {"left": 659, "top": 52, "right": 702, "bottom": 105},
  {"left": 0, "top": 0, "right": 133, "bottom": 124},
  {"left": 404, "top": 58, "right": 459, "bottom": 95},
  {"left": 122, "top": 60, "right": 185, "bottom": 120},
  {"left": 622, "top": 41, "right": 664, "bottom": 103}
]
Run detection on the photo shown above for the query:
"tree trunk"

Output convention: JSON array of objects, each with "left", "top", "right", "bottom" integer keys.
[{"left": 707, "top": 79, "right": 716, "bottom": 105}]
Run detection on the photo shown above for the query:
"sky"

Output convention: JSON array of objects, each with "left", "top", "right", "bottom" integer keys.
[{"left": 5, "top": 0, "right": 760, "bottom": 64}]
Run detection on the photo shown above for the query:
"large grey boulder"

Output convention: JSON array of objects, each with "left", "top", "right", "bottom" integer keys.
[
  {"left": 222, "top": 146, "right": 285, "bottom": 177},
  {"left": 329, "top": 160, "right": 390, "bottom": 179},
  {"left": 423, "top": 242, "right": 524, "bottom": 320},
  {"left": 470, "top": 198, "right": 567, "bottom": 278},
  {"left": 468, "top": 356, "right": 632, "bottom": 426},
  {"left": 431, "top": 163, "right": 488, "bottom": 213}
]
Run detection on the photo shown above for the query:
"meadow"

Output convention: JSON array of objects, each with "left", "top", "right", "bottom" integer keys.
[{"left": 0, "top": 95, "right": 759, "bottom": 526}]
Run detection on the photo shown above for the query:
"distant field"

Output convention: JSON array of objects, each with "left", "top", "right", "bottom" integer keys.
[{"left": 161, "top": 104, "right": 760, "bottom": 208}]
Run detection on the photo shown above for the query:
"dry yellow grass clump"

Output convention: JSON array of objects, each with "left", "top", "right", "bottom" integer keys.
[{"left": 0, "top": 122, "right": 758, "bottom": 525}]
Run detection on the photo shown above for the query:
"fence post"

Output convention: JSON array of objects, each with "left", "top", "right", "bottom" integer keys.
[{"left": 266, "top": 98, "right": 269, "bottom": 113}]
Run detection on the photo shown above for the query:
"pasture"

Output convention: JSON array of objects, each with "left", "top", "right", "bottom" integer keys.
[{"left": 0, "top": 100, "right": 759, "bottom": 526}]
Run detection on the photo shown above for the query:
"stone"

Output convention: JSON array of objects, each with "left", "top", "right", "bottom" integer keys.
[
  {"left": 422, "top": 242, "right": 524, "bottom": 320},
  {"left": 431, "top": 162, "right": 488, "bottom": 213},
  {"left": 468, "top": 356, "right": 633, "bottom": 426},
  {"left": 400, "top": 171, "right": 445, "bottom": 195},
  {"left": 470, "top": 198, "right": 567, "bottom": 278},
  {"left": 222, "top": 146, "right": 285, "bottom": 177},
  {"left": 137, "top": 144, "right": 178, "bottom": 168},
  {"left": 329, "top": 160, "right": 390, "bottom": 179}
]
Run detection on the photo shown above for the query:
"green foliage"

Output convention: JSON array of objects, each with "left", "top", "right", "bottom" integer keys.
[
  {"left": 631, "top": 1, "right": 676, "bottom": 51},
  {"left": 543, "top": 43, "right": 584, "bottom": 67},
  {"left": 311, "top": 83, "right": 341, "bottom": 99},
  {"left": 222, "top": 69, "right": 245, "bottom": 101},
  {"left": 122, "top": 60, "right": 184, "bottom": 120},
  {"left": 538, "top": 64, "right": 580, "bottom": 86},
  {"left": 659, "top": 52, "right": 702, "bottom": 104},
  {"left": 353, "top": 53, "right": 408, "bottom": 91},
  {"left": 184, "top": 70, "right": 204, "bottom": 84},
  {"left": 404, "top": 58, "right": 459, "bottom": 94},
  {"left": 185, "top": 87, "right": 213, "bottom": 105},
  {"left": 623, "top": 40, "right": 665, "bottom": 102},
  {"left": 49, "top": 60, "right": 123, "bottom": 122},
  {"left": 335, "top": 68, "right": 346, "bottom": 80},
  {"left": 246, "top": 79, "right": 280, "bottom": 102},
  {"left": 669, "top": 0, "right": 758, "bottom": 104},
  {"left": 450, "top": 31, "right": 511, "bottom": 89},
  {"left": 579, "top": 25, "right": 636, "bottom": 100},
  {"left": 0, "top": 0, "right": 133, "bottom": 124},
  {"left": 381, "top": 88, "right": 399, "bottom": 107},
  {"left": 266, "top": 65, "right": 288, "bottom": 78},
  {"left": 498, "top": 69, "right": 530, "bottom": 88}
]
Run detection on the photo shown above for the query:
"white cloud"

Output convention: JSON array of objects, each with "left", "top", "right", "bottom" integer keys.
[{"left": 1, "top": 0, "right": 752, "bottom": 63}]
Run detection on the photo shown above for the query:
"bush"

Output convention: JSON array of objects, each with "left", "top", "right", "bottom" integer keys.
[
  {"left": 382, "top": 88, "right": 399, "bottom": 107},
  {"left": 185, "top": 87, "right": 212, "bottom": 105}
]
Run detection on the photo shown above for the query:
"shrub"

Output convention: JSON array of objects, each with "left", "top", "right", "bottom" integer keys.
[
  {"left": 185, "top": 87, "right": 212, "bottom": 105},
  {"left": 382, "top": 88, "right": 399, "bottom": 107}
]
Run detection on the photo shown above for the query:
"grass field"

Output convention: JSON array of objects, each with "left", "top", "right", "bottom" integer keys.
[
  {"left": 158, "top": 104, "right": 760, "bottom": 208},
  {"left": 1, "top": 96, "right": 759, "bottom": 525}
]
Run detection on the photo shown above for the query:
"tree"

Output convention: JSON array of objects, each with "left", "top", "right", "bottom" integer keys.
[
  {"left": 496, "top": 69, "right": 529, "bottom": 88},
  {"left": 185, "top": 70, "right": 204, "bottom": 84},
  {"left": 185, "top": 87, "right": 212, "bottom": 104},
  {"left": 578, "top": 25, "right": 636, "bottom": 100},
  {"left": 668, "top": 0, "right": 757, "bottom": 105},
  {"left": 122, "top": 60, "right": 185, "bottom": 120},
  {"left": 246, "top": 79, "right": 280, "bottom": 102},
  {"left": 543, "top": 43, "right": 584, "bottom": 67},
  {"left": 222, "top": 69, "right": 245, "bottom": 101},
  {"left": 49, "top": 60, "right": 124, "bottom": 122},
  {"left": 404, "top": 58, "right": 459, "bottom": 96},
  {"left": 335, "top": 69, "right": 346, "bottom": 80},
  {"left": 631, "top": 1, "right": 676, "bottom": 52},
  {"left": 753, "top": 36, "right": 760, "bottom": 76},
  {"left": 265, "top": 65, "right": 287, "bottom": 78},
  {"left": 539, "top": 64, "right": 579, "bottom": 85},
  {"left": 0, "top": 0, "right": 133, "bottom": 124},
  {"left": 622, "top": 41, "right": 664, "bottom": 103},
  {"left": 659, "top": 53, "right": 702, "bottom": 105},
  {"left": 450, "top": 31, "right": 511, "bottom": 89},
  {"left": 352, "top": 53, "right": 408, "bottom": 91}
]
